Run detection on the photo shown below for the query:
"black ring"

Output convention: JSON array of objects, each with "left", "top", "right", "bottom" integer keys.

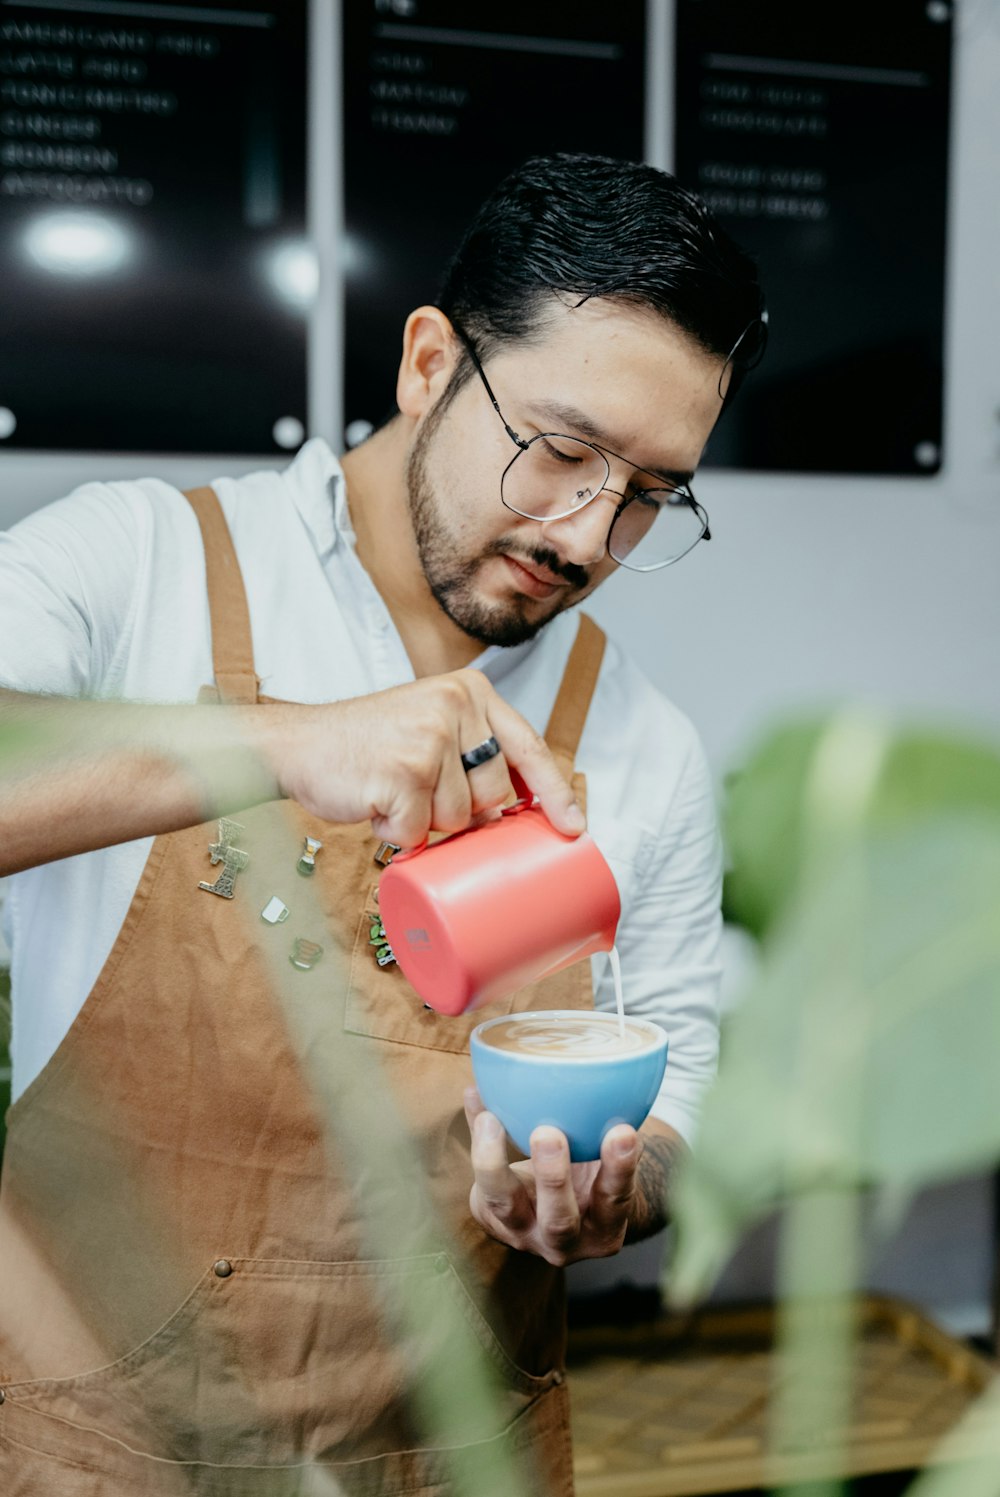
[{"left": 460, "top": 735, "right": 501, "bottom": 773}]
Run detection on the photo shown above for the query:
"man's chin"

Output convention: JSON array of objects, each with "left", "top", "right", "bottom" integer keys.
[{"left": 432, "top": 584, "right": 573, "bottom": 649}]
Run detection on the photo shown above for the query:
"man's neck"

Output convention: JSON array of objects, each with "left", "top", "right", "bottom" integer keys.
[{"left": 339, "top": 422, "right": 484, "bottom": 678}]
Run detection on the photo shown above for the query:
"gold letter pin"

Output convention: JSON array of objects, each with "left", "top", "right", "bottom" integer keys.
[{"left": 199, "top": 818, "right": 250, "bottom": 899}]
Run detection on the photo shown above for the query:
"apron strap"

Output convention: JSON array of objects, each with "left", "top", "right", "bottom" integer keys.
[
  {"left": 543, "top": 613, "right": 606, "bottom": 781},
  {"left": 184, "top": 485, "right": 259, "bottom": 706}
]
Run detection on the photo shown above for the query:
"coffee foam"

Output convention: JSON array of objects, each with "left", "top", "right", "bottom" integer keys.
[{"left": 479, "top": 1013, "right": 656, "bottom": 1058}]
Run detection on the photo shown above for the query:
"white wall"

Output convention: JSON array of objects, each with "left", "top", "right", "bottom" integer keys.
[{"left": 1, "top": 0, "right": 996, "bottom": 1332}]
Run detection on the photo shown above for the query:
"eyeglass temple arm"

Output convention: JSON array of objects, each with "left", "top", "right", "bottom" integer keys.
[{"left": 449, "top": 320, "right": 529, "bottom": 451}]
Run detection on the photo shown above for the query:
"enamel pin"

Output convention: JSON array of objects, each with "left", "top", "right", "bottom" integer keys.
[
  {"left": 198, "top": 818, "right": 250, "bottom": 899},
  {"left": 289, "top": 937, "right": 324, "bottom": 972},
  {"left": 297, "top": 835, "right": 323, "bottom": 877},
  {"left": 368, "top": 912, "right": 396, "bottom": 968}
]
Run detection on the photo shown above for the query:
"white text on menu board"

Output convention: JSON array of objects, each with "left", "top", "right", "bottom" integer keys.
[{"left": 0, "top": 17, "right": 219, "bottom": 208}]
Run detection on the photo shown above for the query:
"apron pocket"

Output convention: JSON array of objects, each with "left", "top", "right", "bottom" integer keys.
[{"left": 1, "top": 1254, "right": 558, "bottom": 1478}]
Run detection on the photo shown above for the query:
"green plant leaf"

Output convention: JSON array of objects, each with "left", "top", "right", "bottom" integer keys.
[
  {"left": 723, "top": 719, "right": 1000, "bottom": 942},
  {"left": 673, "top": 812, "right": 1000, "bottom": 1304}
]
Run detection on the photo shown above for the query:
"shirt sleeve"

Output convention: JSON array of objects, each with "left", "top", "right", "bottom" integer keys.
[
  {"left": 592, "top": 731, "right": 724, "bottom": 1146},
  {"left": 0, "top": 483, "right": 145, "bottom": 699}
]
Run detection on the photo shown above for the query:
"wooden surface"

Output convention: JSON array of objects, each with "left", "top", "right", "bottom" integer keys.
[{"left": 567, "top": 1297, "right": 996, "bottom": 1497}]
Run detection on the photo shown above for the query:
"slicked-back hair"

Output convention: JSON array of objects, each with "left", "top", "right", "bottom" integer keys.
[{"left": 436, "top": 153, "right": 766, "bottom": 407}]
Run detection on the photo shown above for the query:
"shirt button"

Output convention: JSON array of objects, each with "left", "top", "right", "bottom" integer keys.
[
  {"left": 213, "top": 1259, "right": 234, "bottom": 1278},
  {"left": 0, "top": 1388, "right": 6, "bottom": 1404}
]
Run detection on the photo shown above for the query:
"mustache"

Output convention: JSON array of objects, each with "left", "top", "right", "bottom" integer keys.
[{"left": 487, "top": 541, "right": 590, "bottom": 592}]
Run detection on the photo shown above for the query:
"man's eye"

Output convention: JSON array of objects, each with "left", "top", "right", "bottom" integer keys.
[
  {"left": 541, "top": 438, "right": 585, "bottom": 465},
  {"left": 631, "top": 488, "right": 667, "bottom": 510},
  {"left": 632, "top": 487, "right": 685, "bottom": 510}
]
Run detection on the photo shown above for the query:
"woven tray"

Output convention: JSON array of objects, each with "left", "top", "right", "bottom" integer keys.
[{"left": 567, "top": 1296, "right": 996, "bottom": 1497}]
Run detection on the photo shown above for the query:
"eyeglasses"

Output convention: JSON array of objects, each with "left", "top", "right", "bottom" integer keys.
[
  {"left": 450, "top": 323, "right": 711, "bottom": 573},
  {"left": 718, "top": 308, "right": 770, "bottom": 402}
]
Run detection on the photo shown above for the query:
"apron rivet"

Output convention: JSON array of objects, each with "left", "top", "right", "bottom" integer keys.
[{"left": 213, "top": 1259, "right": 234, "bottom": 1278}]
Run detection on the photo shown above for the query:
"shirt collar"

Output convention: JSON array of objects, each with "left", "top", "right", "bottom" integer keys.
[{"left": 283, "top": 437, "right": 350, "bottom": 560}]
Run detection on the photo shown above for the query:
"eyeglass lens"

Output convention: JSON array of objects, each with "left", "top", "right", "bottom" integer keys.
[{"left": 501, "top": 435, "right": 706, "bottom": 570}]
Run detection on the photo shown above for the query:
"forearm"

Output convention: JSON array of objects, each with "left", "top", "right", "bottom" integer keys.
[
  {"left": 0, "top": 689, "right": 286, "bottom": 875},
  {"left": 1, "top": 668, "right": 584, "bottom": 877},
  {"left": 624, "top": 1118, "right": 688, "bottom": 1244}
]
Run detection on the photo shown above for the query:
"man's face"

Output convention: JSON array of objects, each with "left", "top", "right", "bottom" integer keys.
[{"left": 406, "top": 298, "right": 725, "bottom": 648}]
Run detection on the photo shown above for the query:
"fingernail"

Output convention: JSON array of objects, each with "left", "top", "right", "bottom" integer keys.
[
  {"left": 479, "top": 1112, "right": 504, "bottom": 1140},
  {"left": 534, "top": 1134, "right": 562, "bottom": 1158},
  {"left": 566, "top": 803, "right": 586, "bottom": 833}
]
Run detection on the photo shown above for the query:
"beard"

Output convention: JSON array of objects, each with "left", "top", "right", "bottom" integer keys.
[{"left": 405, "top": 394, "right": 591, "bottom": 648}]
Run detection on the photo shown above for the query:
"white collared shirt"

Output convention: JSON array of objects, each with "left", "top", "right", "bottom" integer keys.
[{"left": 0, "top": 439, "right": 722, "bottom": 1142}]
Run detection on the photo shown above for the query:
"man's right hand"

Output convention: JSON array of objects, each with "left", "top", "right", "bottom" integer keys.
[
  {"left": 261, "top": 668, "right": 584, "bottom": 849},
  {"left": 0, "top": 672, "right": 584, "bottom": 875}
]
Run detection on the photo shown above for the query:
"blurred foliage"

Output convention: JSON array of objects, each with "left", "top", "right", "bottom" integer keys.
[
  {"left": 0, "top": 965, "right": 9, "bottom": 1160},
  {"left": 672, "top": 709, "right": 1000, "bottom": 1497},
  {"left": 722, "top": 719, "right": 1000, "bottom": 942},
  {"left": 676, "top": 707, "right": 1000, "bottom": 1294},
  {"left": 0, "top": 713, "right": 531, "bottom": 1494}
]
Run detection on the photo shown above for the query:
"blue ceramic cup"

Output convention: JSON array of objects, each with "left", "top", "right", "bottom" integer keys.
[{"left": 470, "top": 1009, "right": 669, "bottom": 1162}]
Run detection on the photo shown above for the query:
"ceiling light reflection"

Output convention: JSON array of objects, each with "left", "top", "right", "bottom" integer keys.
[
  {"left": 268, "top": 242, "right": 319, "bottom": 310},
  {"left": 24, "top": 212, "right": 132, "bottom": 276}
]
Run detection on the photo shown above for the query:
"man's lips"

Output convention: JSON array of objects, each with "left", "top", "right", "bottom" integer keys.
[{"left": 501, "top": 555, "right": 569, "bottom": 599}]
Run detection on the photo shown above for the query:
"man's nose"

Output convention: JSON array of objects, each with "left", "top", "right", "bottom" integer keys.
[{"left": 539, "top": 490, "right": 619, "bottom": 567}]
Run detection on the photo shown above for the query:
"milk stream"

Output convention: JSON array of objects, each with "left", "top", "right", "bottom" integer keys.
[{"left": 608, "top": 944, "right": 625, "bottom": 1039}]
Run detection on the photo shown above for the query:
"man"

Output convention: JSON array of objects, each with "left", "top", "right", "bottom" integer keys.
[{"left": 0, "top": 154, "right": 764, "bottom": 1494}]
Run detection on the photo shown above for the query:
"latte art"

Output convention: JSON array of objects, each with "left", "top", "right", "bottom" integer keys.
[{"left": 479, "top": 1014, "right": 657, "bottom": 1058}]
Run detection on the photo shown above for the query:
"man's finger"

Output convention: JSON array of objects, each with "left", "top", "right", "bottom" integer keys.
[
  {"left": 463, "top": 1086, "right": 486, "bottom": 1134},
  {"left": 455, "top": 714, "right": 513, "bottom": 820},
  {"left": 470, "top": 1111, "right": 533, "bottom": 1231},
  {"left": 487, "top": 695, "right": 586, "bottom": 837},
  {"left": 529, "top": 1126, "right": 581, "bottom": 1253},
  {"left": 589, "top": 1125, "right": 641, "bottom": 1232}
]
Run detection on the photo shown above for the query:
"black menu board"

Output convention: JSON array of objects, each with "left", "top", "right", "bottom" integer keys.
[
  {"left": 0, "top": 0, "right": 307, "bottom": 454},
  {"left": 674, "top": 0, "right": 952, "bottom": 475},
  {"left": 342, "top": 2, "right": 646, "bottom": 443}
]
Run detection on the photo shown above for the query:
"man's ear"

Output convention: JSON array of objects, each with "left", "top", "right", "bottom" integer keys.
[{"left": 396, "top": 306, "right": 460, "bottom": 419}]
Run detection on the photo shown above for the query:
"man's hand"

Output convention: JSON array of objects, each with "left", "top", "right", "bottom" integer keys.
[
  {"left": 465, "top": 1088, "right": 685, "bottom": 1266},
  {"left": 263, "top": 668, "right": 584, "bottom": 849},
  {"left": 0, "top": 668, "right": 584, "bottom": 874}
]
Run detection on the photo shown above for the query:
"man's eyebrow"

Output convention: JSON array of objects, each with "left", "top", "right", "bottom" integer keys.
[{"left": 527, "top": 400, "right": 695, "bottom": 487}]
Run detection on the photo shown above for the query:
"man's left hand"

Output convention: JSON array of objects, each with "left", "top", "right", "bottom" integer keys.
[{"left": 466, "top": 1088, "right": 671, "bottom": 1266}]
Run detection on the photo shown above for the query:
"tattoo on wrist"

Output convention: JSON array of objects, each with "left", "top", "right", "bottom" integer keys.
[{"left": 625, "top": 1135, "right": 683, "bottom": 1244}]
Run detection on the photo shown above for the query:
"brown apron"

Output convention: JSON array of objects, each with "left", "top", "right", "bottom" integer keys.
[{"left": 0, "top": 487, "right": 607, "bottom": 1496}]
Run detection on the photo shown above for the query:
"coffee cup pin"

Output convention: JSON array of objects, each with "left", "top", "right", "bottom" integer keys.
[{"left": 297, "top": 836, "right": 323, "bottom": 877}]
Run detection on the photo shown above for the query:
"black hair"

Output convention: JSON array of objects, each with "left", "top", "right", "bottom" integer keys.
[{"left": 437, "top": 153, "right": 766, "bottom": 406}]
